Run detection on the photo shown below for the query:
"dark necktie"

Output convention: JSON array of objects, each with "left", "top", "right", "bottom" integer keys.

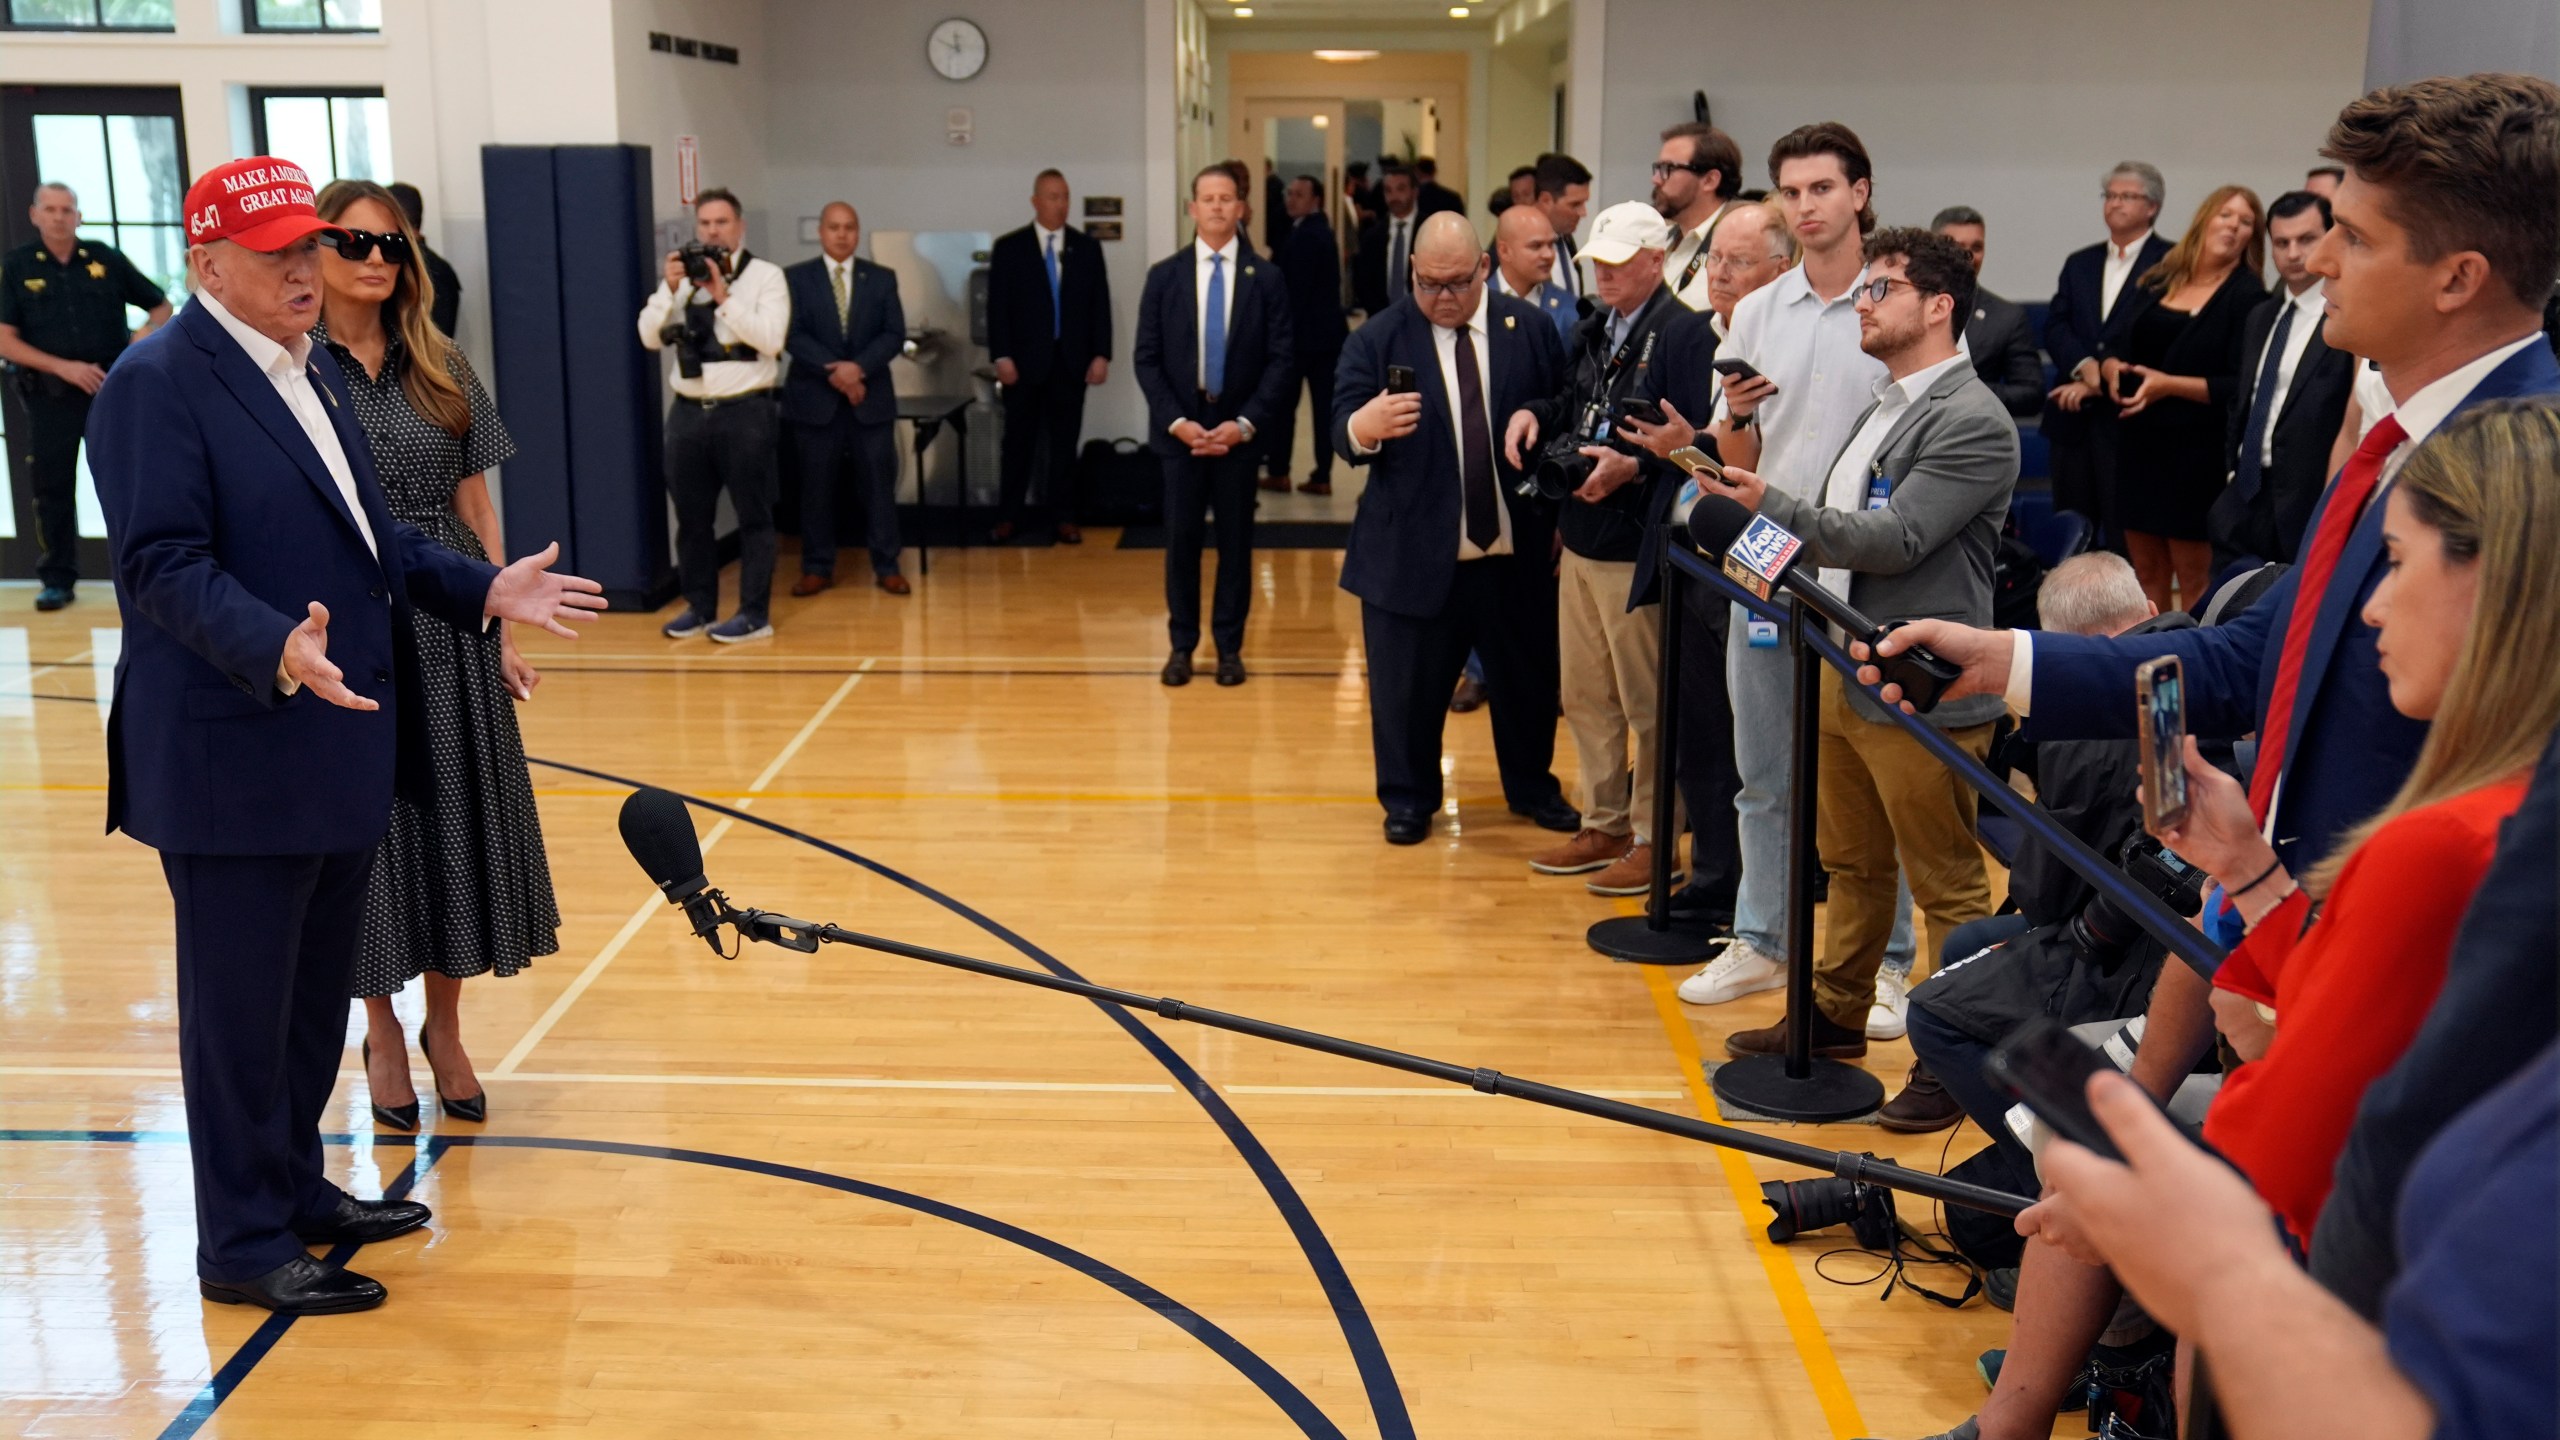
[
  {"left": 2230, "top": 303, "right": 2298, "bottom": 504},
  {"left": 2247, "top": 413, "right": 2407, "bottom": 827},
  {"left": 1453, "top": 326, "right": 1499, "bottom": 551},
  {"left": 1388, "top": 220, "right": 1409, "bottom": 302}
]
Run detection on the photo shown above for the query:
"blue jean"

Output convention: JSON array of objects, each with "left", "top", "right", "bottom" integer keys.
[
  {"left": 1727, "top": 604, "right": 1914, "bottom": 966},
  {"left": 1907, "top": 913, "right": 2039, "bottom": 1167}
]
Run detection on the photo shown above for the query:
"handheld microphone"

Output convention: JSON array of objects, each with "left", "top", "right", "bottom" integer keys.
[
  {"left": 617, "top": 786, "right": 734, "bottom": 954},
  {"left": 1671, "top": 489, "right": 1963, "bottom": 713}
]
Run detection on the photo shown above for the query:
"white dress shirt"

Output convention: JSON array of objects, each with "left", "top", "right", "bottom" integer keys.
[
  {"left": 2099, "top": 233, "right": 2155, "bottom": 320},
  {"left": 2243, "top": 280, "right": 2327, "bottom": 469},
  {"left": 1713, "top": 263, "right": 1887, "bottom": 503},
  {"left": 1813, "top": 350, "right": 1971, "bottom": 597},
  {"left": 636, "top": 252, "right": 789, "bottom": 399},
  {"left": 196, "top": 288, "right": 376, "bottom": 561},
  {"left": 1347, "top": 290, "right": 1513, "bottom": 558}
]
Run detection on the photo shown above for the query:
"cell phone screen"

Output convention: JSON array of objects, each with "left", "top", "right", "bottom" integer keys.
[
  {"left": 2137, "top": 657, "right": 2188, "bottom": 831},
  {"left": 1983, "top": 1020, "right": 2125, "bottom": 1162}
]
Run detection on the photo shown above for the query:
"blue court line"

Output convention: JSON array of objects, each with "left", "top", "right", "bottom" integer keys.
[
  {"left": 526, "top": 756, "right": 1416, "bottom": 1440},
  {"left": 1, "top": 1130, "right": 1344, "bottom": 1440}
]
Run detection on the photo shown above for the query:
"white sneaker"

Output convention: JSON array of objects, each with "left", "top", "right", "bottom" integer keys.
[
  {"left": 1867, "top": 967, "right": 1912, "bottom": 1041},
  {"left": 1676, "top": 939, "right": 1786, "bottom": 1005}
]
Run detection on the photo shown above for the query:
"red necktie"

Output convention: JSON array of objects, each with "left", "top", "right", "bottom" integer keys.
[{"left": 2247, "top": 413, "right": 2408, "bottom": 824}]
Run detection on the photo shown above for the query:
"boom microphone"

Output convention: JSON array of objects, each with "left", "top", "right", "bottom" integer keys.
[
  {"left": 1670, "top": 487, "right": 1962, "bottom": 712},
  {"left": 618, "top": 786, "right": 733, "bottom": 954}
]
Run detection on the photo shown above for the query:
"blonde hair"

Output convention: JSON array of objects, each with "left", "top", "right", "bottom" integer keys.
[
  {"left": 2140, "top": 184, "right": 2264, "bottom": 299},
  {"left": 2304, "top": 399, "right": 2560, "bottom": 895},
  {"left": 314, "top": 178, "right": 471, "bottom": 436}
]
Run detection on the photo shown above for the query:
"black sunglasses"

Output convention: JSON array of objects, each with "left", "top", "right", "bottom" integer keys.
[{"left": 327, "top": 228, "right": 413, "bottom": 265}]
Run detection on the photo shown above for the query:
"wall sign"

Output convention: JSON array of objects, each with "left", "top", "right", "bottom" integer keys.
[
  {"left": 676, "top": 135, "right": 699, "bottom": 206},
  {"left": 648, "top": 31, "right": 740, "bottom": 64}
]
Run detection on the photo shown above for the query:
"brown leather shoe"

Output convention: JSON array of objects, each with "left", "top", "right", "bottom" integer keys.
[
  {"left": 790, "top": 572, "right": 832, "bottom": 597},
  {"left": 1299, "top": 479, "right": 1332, "bottom": 495},
  {"left": 876, "top": 574, "right": 911, "bottom": 596},
  {"left": 1056, "top": 522, "right": 1084, "bottom": 545},
  {"left": 1258, "top": 474, "right": 1292, "bottom": 493},
  {"left": 1587, "top": 842, "right": 1680, "bottom": 897},
  {"left": 1449, "top": 676, "right": 1487, "bottom": 712},
  {"left": 1528, "top": 827, "right": 1629, "bottom": 876},
  {"left": 1722, "top": 1010, "right": 1868, "bottom": 1060},
  {"left": 1877, "top": 1063, "right": 1966, "bottom": 1133}
]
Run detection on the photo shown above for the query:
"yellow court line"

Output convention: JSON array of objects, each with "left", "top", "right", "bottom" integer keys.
[{"left": 1638, "top": 960, "right": 1869, "bottom": 1440}]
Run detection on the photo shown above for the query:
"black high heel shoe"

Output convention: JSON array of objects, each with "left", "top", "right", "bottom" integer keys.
[
  {"left": 362, "top": 1039, "right": 420, "bottom": 1131},
  {"left": 419, "top": 1024, "right": 488, "bottom": 1124}
]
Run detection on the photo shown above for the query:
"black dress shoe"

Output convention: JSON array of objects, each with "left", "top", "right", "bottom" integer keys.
[
  {"left": 1511, "top": 796, "right": 1583, "bottom": 833},
  {"left": 1665, "top": 885, "right": 1737, "bottom": 932},
  {"left": 419, "top": 1024, "right": 487, "bottom": 1123},
  {"left": 1215, "top": 652, "right": 1246, "bottom": 686},
  {"left": 1161, "top": 650, "right": 1193, "bottom": 686},
  {"left": 201, "top": 1255, "right": 387, "bottom": 1315},
  {"left": 293, "top": 1193, "right": 433, "bottom": 1246},
  {"left": 1383, "top": 812, "right": 1431, "bottom": 845},
  {"left": 362, "top": 1039, "right": 418, "bottom": 1132}
]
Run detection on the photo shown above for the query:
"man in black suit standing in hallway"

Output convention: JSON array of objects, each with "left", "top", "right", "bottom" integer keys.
[
  {"left": 782, "top": 202, "right": 909, "bottom": 595},
  {"left": 1268, "top": 174, "right": 1348, "bottom": 496},
  {"left": 1932, "top": 205, "right": 2045, "bottom": 418},
  {"left": 1133, "top": 165, "right": 1294, "bottom": 688},
  {"left": 1354, "top": 166, "right": 1421, "bottom": 315},
  {"left": 2042, "top": 162, "right": 2170, "bottom": 537},
  {"left": 1413, "top": 157, "right": 1465, "bottom": 220},
  {"left": 2210, "top": 189, "right": 2351, "bottom": 567},
  {"left": 989, "top": 169, "right": 1113, "bottom": 546},
  {"left": 1334, "top": 211, "right": 1579, "bottom": 845}
]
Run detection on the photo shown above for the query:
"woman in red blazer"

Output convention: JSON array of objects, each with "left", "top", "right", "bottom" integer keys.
[{"left": 2152, "top": 398, "right": 2560, "bottom": 1244}]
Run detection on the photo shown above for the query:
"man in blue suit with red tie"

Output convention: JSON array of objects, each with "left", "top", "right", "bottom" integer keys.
[
  {"left": 1334, "top": 211, "right": 1580, "bottom": 845},
  {"left": 1861, "top": 75, "right": 2560, "bottom": 1440},
  {"left": 85, "top": 158, "right": 605, "bottom": 1316}
]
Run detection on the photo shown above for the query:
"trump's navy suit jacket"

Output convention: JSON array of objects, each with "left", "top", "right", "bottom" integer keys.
[
  {"left": 1132, "top": 241, "right": 1295, "bottom": 457},
  {"left": 1331, "top": 291, "right": 1565, "bottom": 619},
  {"left": 87, "top": 297, "right": 496, "bottom": 857},
  {"left": 782, "top": 255, "right": 904, "bottom": 428},
  {"left": 2026, "top": 339, "right": 2560, "bottom": 874}
]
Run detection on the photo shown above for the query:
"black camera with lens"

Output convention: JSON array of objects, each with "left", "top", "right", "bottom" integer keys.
[
  {"left": 656, "top": 303, "right": 728, "bottom": 381},
  {"left": 677, "top": 239, "right": 731, "bottom": 285},
  {"left": 2063, "top": 833, "right": 2208, "bottom": 972},
  {"left": 1761, "top": 1166, "right": 1900, "bottom": 1249},
  {"left": 1520, "top": 395, "right": 1661, "bottom": 502}
]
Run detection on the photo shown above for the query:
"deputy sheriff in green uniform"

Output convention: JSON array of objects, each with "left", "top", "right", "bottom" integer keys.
[{"left": 0, "top": 183, "right": 172, "bottom": 610}]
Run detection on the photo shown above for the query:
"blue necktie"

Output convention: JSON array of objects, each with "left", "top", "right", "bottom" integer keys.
[
  {"left": 1045, "top": 232, "right": 1062, "bottom": 340},
  {"left": 2231, "top": 303, "right": 2297, "bottom": 503},
  {"left": 1203, "top": 252, "right": 1227, "bottom": 397}
]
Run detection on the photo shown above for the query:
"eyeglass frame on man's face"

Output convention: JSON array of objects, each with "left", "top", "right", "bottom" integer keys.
[
  {"left": 1855, "top": 275, "right": 1934, "bottom": 306},
  {"left": 1649, "top": 160, "right": 1709, "bottom": 180},
  {"left": 2102, "top": 188, "right": 2154, "bottom": 206},
  {"left": 1412, "top": 269, "right": 1481, "bottom": 300}
]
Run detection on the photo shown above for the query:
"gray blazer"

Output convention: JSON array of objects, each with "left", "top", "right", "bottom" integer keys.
[{"left": 1755, "top": 358, "right": 2019, "bottom": 730}]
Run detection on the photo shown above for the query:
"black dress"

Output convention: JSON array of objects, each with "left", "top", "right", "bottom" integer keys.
[
  {"left": 2111, "top": 267, "right": 2265, "bottom": 541},
  {"left": 314, "top": 320, "right": 562, "bottom": 997}
]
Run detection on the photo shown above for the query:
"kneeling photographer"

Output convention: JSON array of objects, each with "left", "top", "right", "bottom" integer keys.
[
  {"left": 637, "top": 187, "right": 791, "bottom": 643},
  {"left": 1501, "top": 202, "right": 1690, "bottom": 894}
]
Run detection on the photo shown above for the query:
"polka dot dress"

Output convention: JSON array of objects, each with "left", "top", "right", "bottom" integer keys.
[{"left": 316, "top": 320, "right": 562, "bottom": 998}]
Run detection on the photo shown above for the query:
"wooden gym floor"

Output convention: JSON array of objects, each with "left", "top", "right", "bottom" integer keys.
[{"left": 0, "top": 538, "right": 2031, "bottom": 1439}]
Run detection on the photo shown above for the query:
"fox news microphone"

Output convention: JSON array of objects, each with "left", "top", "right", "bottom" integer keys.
[
  {"left": 1667, "top": 477, "right": 1961, "bottom": 713},
  {"left": 618, "top": 786, "right": 735, "bottom": 954}
]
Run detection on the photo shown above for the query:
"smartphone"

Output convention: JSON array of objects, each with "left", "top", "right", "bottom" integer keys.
[
  {"left": 1982, "top": 1020, "right": 2131, "bottom": 1162},
  {"left": 2135, "top": 655, "right": 2189, "bottom": 833},
  {"left": 1710, "top": 358, "right": 1762, "bottom": 384},
  {"left": 1614, "top": 397, "right": 1668, "bottom": 429},
  {"left": 1385, "top": 364, "right": 1418, "bottom": 394},
  {"left": 1666, "top": 446, "right": 1723, "bottom": 482}
]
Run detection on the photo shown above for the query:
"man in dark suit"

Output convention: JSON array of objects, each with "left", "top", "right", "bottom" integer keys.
[
  {"left": 386, "top": 182, "right": 460, "bottom": 339},
  {"left": 2041, "top": 163, "right": 2171, "bottom": 534},
  {"left": 1412, "top": 156, "right": 1465, "bottom": 219},
  {"left": 85, "top": 157, "right": 602, "bottom": 1316},
  {"left": 1353, "top": 166, "right": 1420, "bottom": 315},
  {"left": 1531, "top": 153, "right": 1593, "bottom": 305},
  {"left": 2210, "top": 190, "right": 2352, "bottom": 567},
  {"left": 782, "top": 202, "right": 908, "bottom": 595},
  {"left": 1132, "top": 165, "right": 1294, "bottom": 687},
  {"left": 1263, "top": 159, "right": 1289, "bottom": 253},
  {"left": 1268, "top": 174, "right": 1348, "bottom": 496},
  {"left": 1863, "top": 76, "right": 2560, "bottom": 1438},
  {"left": 988, "top": 169, "right": 1113, "bottom": 545},
  {"left": 1334, "top": 211, "right": 1579, "bottom": 845},
  {"left": 1932, "top": 205, "right": 2045, "bottom": 418}
]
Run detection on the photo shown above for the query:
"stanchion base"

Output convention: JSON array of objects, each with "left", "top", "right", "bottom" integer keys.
[
  {"left": 1586, "top": 915, "right": 1721, "bottom": 964},
  {"left": 1709, "top": 1053, "right": 1886, "bottom": 1122}
]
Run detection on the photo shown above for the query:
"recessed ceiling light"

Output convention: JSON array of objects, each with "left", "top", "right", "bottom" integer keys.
[
  {"left": 1313, "top": 48, "right": 1380, "bottom": 61},
  {"left": 1311, "top": 114, "right": 1330, "bottom": 128},
  {"left": 1449, "top": 4, "right": 1470, "bottom": 14},
  {"left": 1231, "top": 5, "right": 1251, "bottom": 13}
]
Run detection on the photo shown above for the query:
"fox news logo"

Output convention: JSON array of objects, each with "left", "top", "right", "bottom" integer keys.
[{"left": 1721, "top": 515, "right": 1801, "bottom": 600}]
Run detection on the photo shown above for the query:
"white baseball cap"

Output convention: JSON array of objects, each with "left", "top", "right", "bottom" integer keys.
[{"left": 1579, "top": 201, "right": 1673, "bottom": 266}]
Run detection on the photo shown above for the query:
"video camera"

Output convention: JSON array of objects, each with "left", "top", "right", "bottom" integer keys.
[
  {"left": 2064, "top": 833, "right": 2208, "bottom": 972},
  {"left": 1521, "top": 396, "right": 1664, "bottom": 502}
]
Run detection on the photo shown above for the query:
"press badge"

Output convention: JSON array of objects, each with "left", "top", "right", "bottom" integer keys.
[
  {"left": 1866, "top": 468, "right": 1893, "bottom": 510},
  {"left": 1746, "top": 618, "right": 1781, "bottom": 647}
]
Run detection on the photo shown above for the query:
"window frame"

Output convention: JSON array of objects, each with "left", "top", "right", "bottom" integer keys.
[
  {"left": 245, "top": 86, "right": 390, "bottom": 187},
  {"left": 2, "top": 0, "right": 177, "bottom": 31},
  {"left": 240, "top": 0, "right": 379, "bottom": 34}
]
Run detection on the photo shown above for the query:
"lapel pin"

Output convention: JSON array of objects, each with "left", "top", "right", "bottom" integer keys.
[{"left": 1504, "top": 315, "right": 1516, "bottom": 330}]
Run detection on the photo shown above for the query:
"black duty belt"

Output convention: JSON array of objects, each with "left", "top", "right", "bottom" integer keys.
[{"left": 679, "top": 388, "right": 775, "bottom": 410}]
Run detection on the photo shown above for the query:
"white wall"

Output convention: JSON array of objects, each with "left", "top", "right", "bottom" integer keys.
[
  {"left": 762, "top": 0, "right": 1157, "bottom": 440},
  {"left": 1592, "top": 0, "right": 2370, "bottom": 301},
  {"left": 609, "top": 0, "right": 771, "bottom": 239}
]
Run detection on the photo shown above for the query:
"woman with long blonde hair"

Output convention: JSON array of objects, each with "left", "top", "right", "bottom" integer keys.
[
  {"left": 2106, "top": 184, "right": 2267, "bottom": 611},
  {"left": 312, "top": 178, "right": 559, "bottom": 1131},
  {"left": 2143, "top": 398, "right": 2560, "bottom": 1245}
]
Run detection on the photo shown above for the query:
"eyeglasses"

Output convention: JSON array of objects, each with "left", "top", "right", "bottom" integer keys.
[
  {"left": 1649, "top": 160, "right": 1708, "bottom": 179},
  {"left": 2101, "top": 190, "right": 2153, "bottom": 205},
  {"left": 1412, "top": 274, "right": 1478, "bottom": 299},
  {"left": 327, "top": 228, "right": 413, "bottom": 265},
  {"left": 1857, "top": 276, "right": 1934, "bottom": 304}
]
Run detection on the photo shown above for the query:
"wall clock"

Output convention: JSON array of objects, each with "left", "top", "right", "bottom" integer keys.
[{"left": 928, "top": 18, "right": 988, "bottom": 81}]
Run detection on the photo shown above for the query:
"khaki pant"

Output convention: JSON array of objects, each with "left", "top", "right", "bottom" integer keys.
[
  {"left": 1813, "top": 667, "right": 1995, "bottom": 1029},
  {"left": 1558, "top": 549, "right": 1673, "bottom": 840}
]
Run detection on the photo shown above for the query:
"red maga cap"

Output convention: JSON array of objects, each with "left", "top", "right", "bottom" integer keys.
[{"left": 182, "top": 157, "right": 345, "bottom": 252}]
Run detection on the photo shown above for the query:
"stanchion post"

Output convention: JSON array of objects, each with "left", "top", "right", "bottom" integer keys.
[{"left": 1588, "top": 525, "right": 1720, "bottom": 964}]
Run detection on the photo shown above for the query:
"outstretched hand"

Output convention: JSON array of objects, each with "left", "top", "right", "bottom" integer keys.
[
  {"left": 1849, "top": 621, "right": 2014, "bottom": 714},
  {"left": 484, "top": 541, "right": 608, "bottom": 639},
  {"left": 280, "top": 601, "right": 379, "bottom": 711}
]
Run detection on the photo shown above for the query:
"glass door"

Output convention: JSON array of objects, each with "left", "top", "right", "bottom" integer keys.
[{"left": 0, "top": 86, "right": 187, "bottom": 581}]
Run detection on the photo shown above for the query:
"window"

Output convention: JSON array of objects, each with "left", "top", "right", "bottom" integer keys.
[
  {"left": 4, "top": 0, "right": 175, "bottom": 28},
  {"left": 28, "top": 112, "right": 188, "bottom": 322},
  {"left": 248, "top": 89, "right": 390, "bottom": 188},
  {"left": 244, "top": 0, "right": 379, "bottom": 32}
]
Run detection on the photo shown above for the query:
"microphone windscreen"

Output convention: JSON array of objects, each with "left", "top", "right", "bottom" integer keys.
[
  {"left": 618, "top": 787, "right": 705, "bottom": 889},
  {"left": 1683, "top": 492, "right": 1755, "bottom": 558}
]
